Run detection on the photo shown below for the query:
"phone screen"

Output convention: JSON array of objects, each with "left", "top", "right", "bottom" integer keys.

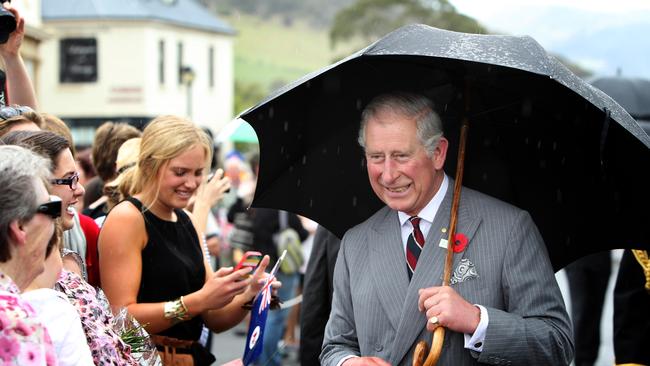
[{"left": 235, "top": 251, "right": 263, "bottom": 277}]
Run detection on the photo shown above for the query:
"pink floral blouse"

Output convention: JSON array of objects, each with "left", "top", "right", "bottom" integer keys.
[
  {"left": 0, "top": 272, "right": 58, "bottom": 366},
  {"left": 56, "top": 269, "right": 137, "bottom": 365}
]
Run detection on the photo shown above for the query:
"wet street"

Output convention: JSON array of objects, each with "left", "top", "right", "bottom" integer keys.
[{"left": 209, "top": 250, "right": 623, "bottom": 366}]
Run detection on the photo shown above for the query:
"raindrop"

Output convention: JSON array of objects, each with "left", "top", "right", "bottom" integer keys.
[
  {"left": 537, "top": 140, "right": 542, "bottom": 150},
  {"left": 561, "top": 157, "right": 566, "bottom": 166},
  {"left": 539, "top": 160, "right": 547, "bottom": 169},
  {"left": 297, "top": 179, "right": 301, "bottom": 187},
  {"left": 302, "top": 155, "right": 307, "bottom": 165},
  {"left": 524, "top": 137, "right": 529, "bottom": 145},
  {"left": 309, "top": 199, "right": 313, "bottom": 207},
  {"left": 556, "top": 189, "right": 563, "bottom": 203},
  {"left": 337, "top": 146, "right": 341, "bottom": 155},
  {"left": 552, "top": 142, "right": 557, "bottom": 151},
  {"left": 322, "top": 147, "right": 328, "bottom": 155},
  {"left": 283, "top": 121, "right": 289, "bottom": 132},
  {"left": 289, "top": 165, "right": 294, "bottom": 173},
  {"left": 444, "top": 104, "right": 448, "bottom": 112},
  {"left": 352, "top": 196, "right": 357, "bottom": 207},
  {"left": 280, "top": 146, "right": 285, "bottom": 154},
  {"left": 297, "top": 133, "right": 302, "bottom": 140},
  {"left": 356, "top": 99, "right": 362, "bottom": 110},
  {"left": 269, "top": 108, "right": 274, "bottom": 119},
  {"left": 481, "top": 172, "right": 488, "bottom": 181}
]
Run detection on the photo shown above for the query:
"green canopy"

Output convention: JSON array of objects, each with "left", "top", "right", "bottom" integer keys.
[{"left": 230, "top": 121, "right": 258, "bottom": 143}]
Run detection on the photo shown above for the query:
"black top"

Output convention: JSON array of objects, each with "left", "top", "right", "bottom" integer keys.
[{"left": 125, "top": 197, "right": 205, "bottom": 341}]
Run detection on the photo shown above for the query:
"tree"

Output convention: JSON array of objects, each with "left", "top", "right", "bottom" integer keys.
[
  {"left": 234, "top": 80, "right": 266, "bottom": 116},
  {"left": 330, "top": 0, "right": 487, "bottom": 48}
]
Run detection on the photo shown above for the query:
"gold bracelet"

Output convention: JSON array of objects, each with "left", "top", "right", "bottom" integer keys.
[{"left": 163, "top": 297, "right": 189, "bottom": 324}]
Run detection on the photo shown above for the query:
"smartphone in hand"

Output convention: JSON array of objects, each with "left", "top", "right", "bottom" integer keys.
[{"left": 234, "top": 251, "right": 263, "bottom": 278}]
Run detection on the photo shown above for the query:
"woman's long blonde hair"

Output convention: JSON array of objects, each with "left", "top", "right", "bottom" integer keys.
[{"left": 118, "top": 115, "right": 212, "bottom": 208}]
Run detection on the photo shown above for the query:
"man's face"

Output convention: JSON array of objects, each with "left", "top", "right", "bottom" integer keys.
[{"left": 364, "top": 109, "right": 447, "bottom": 216}]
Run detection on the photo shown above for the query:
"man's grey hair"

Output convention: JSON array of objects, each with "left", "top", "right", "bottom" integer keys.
[
  {"left": 0, "top": 145, "right": 51, "bottom": 262},
  {"left": 358, "top": 91, "right": 443, "bottom": 157}
]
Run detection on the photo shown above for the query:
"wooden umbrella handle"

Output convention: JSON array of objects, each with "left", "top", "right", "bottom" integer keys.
[{"left": 413, "top": 113, "right": 470, "bottom": 366}]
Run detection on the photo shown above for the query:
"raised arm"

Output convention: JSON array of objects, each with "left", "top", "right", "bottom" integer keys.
[{"left": 0, "top": 3, "right": 37, "bottom": 109}]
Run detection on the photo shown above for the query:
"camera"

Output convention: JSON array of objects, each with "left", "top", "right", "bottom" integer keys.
[{"left": 0, "top": 0, "right": 16, "bottom": 44}]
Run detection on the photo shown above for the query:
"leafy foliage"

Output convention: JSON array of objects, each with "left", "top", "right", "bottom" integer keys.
[
  {"left": 329, "top": 0, "right": 487, "bottom": 48},
  {"left": 199, "top": 0, "right": 355, "bottom": 28},
  {"left": 234, "top": 80, "right": 266, "bottom": 116}
]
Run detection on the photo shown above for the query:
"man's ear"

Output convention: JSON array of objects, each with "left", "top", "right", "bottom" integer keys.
[
  {"left": 8, "top": 220, "right": 27, "bottom": 246},
  {"left": 432, "top": 137, "right": 448, "bottom": 170}
]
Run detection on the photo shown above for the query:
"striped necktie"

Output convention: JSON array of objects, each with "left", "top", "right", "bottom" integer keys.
[{"left": 406, "top": 216, "right": 425, "bottom": 279}]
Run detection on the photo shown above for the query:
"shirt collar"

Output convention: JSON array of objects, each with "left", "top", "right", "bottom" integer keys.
[{"left": 398, "top": 174, "right": 449, "bottom": 227}]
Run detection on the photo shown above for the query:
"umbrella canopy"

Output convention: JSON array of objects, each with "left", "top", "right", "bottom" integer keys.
[
  {"left": 591, "top": 76, "right": 650, "bottom": 135},
  {"left": 240, "top": 24, "right": 650, "bottom": 271}
]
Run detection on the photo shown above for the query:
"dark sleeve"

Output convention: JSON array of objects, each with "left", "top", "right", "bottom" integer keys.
[
  {"left": 300, "top": 226, "right": 334, "bottom": 365},
  {"left": 613, "top": 250, "right": 650, "bottom": 365},
  {"left": 226, "top": 197, "right": 246, "bottom": 223},
  {"left": 288, "top": 213, "right": 309, "bottom": 242}
]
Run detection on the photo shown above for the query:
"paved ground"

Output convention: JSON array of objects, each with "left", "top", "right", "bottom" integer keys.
[{"left": 209, "top": 250, "right": 623, "bottom": 365}]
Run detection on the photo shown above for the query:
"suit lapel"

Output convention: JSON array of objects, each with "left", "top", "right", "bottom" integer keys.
[
  {"left": 368, "top": 209, "right": 410, "bottom": 331},
  {"left": 389, "top": 181, "right": 482, "bottom": 365}
]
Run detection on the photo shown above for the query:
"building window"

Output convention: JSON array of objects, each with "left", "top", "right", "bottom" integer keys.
[
  {"left": 208, "top": 46, "right": 215, "bottom": 88},
  {"left": 60, "top": 38, "right": 98, "bottom": 83},
  {"left": 177, "top": 42, "right": 183, "bottom": 85},
  {"left": 159, "top": 40, "right": 165, "bottom": 85}
]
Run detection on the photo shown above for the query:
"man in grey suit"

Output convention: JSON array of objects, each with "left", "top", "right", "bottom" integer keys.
[{"left": 321, "top": 92, "right": 574, "bottom": 366}]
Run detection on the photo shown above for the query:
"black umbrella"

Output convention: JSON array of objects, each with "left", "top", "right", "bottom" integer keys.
[
  {"left": 239, "top": 24, "right": 650, "bottom": 271},
  {"left": 591, "top": 76, "right": 650, "bottom": 135}
]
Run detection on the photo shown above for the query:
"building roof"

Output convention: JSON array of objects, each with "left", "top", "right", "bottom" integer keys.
[{"left": 42, "top": 0, "right": 236, "bottom": 35}]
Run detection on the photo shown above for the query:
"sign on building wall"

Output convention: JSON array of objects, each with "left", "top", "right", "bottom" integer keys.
[{"left": 60, "top": 38, "right": 98, "bottom": 83}]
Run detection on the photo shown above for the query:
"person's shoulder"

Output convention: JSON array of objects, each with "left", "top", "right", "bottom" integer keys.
[
  {"left": 341, "top": 206, "right": 392, "bottom": 241},
  {"left": 461, "top": 187, "right": 523, "bottom": 216},
  {"left": 105, "top": 199, "right": 143, "bottom": 221}
]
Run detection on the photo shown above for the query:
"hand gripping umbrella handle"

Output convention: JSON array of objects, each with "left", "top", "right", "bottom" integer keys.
[{"left": 413, "top": 104, "right": 470, "bottom": 366}]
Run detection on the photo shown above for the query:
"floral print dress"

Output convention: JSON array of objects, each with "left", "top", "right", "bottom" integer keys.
[
  {"left": 56, "top": 269, "right": 137, "bottom": 365},
  {"left": 0, "top": 272, "right": 58, "bottom": 366}
]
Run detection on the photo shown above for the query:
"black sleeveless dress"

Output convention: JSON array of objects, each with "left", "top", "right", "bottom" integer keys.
[{"left": 125, "top": 197, "right": 205, "bottom": 341}]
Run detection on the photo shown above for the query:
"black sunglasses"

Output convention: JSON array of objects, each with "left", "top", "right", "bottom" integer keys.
[
  {"left": 36, "top": 196, "right": 62, "bottom": 219},
  {"left": 50, "top": 172, "right": 80, "bottom": 190}
]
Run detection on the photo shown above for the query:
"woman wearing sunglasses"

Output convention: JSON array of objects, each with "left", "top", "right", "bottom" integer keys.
[
  {"left": 0, "top": 145, "right": 59, "bottom": 365},
  {"left": 0, "top": 130, "right": 139, "bottom": 365},
  {"left": 0, "top": 130, "right": 87, "bottom": 277}
]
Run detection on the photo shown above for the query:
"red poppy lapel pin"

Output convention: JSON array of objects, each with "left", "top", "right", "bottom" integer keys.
[{"left": 453, "top": 233, "right": 469, "bottom": 253}]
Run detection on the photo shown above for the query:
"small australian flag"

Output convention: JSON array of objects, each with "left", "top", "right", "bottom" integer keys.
[{"left": 242, "top": 251, "right": 286, "bottom": 366}]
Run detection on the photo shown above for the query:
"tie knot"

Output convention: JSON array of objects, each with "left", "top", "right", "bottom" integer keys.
[{"left": 409, "top": 216, "right": 421, "bottom": 228}]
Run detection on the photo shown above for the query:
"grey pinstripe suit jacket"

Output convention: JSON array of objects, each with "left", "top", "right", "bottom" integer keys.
[{"left": 321, "top": 183, "right": 574, "bottom": 366}]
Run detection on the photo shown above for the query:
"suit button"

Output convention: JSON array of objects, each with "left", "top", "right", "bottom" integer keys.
[
  {"left": 374, "top": 344, "right": 383, "bottom": 352},
  {"left": 474, "top": 342, "right": 482, "bottom": 348}
]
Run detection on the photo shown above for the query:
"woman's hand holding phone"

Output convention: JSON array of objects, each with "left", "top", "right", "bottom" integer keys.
[{"left": 198, "top": 266, "right": 252, "bottom": 311}]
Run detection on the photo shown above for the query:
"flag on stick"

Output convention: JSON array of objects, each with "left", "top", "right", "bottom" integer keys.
[{"left": 242, "top": 251, "right": 286, "bottom": 366}]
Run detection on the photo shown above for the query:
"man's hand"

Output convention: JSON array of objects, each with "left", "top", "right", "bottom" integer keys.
[
  {"left": 342, "top": 356, "right": 391, "bottom": 366},
  {"left": 418, "top": 286, "right": 480, "bottom": 334}
]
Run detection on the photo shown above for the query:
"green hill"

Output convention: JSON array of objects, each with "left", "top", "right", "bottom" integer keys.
[{"left": 226, "top": 14, "right": 358, "bottom": 92}]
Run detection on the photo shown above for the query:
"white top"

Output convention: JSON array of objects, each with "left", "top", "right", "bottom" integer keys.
[{"left": 23, "top": 288, "right": 94, "bottom": 366}]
